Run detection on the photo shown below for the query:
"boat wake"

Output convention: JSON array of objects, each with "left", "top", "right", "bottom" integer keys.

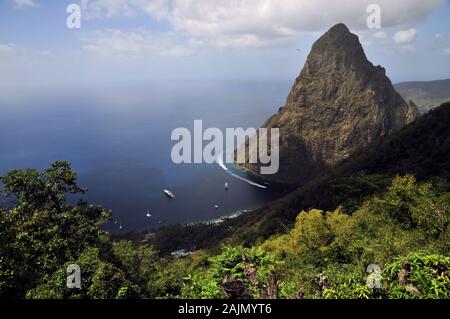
[{"left": 217, "top": 151, "right": 267, "bottom": 189}]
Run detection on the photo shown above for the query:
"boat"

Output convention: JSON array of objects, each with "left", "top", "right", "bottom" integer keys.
[
  {"left": 164, "top": 189, "right": 175, "bottom": 198},
  {"left": 225, "top": 182, "right": 229, "bottom": 190}
]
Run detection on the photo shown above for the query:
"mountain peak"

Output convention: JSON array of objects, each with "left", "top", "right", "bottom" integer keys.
[
  {"left": 240, "top": 24, "right": 419, "bottom": 184},
  {"left": 327, "top": 23, "right": 350, "bottom": 35},
  {"left": 307, "top": 23, "right": 367, "bottom": 68}
]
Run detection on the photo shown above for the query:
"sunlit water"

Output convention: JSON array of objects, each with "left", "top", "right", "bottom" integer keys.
[{"left": 0, "top": 80, "right": 292, "bottom": 232}]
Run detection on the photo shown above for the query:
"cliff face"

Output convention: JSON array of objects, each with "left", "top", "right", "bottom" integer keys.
[{"left": 242, "top": 23, "right": 419, "bottom": 184}]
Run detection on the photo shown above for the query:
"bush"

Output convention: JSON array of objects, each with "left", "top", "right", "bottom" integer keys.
[{"left": 384, "top": 251, "right": 450, "bottom": 299}]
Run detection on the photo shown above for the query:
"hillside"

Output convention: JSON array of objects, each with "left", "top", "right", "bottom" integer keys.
[
  {"left": 179, "top": 175, "right": 449, "bottom": 299},
  {"left": 232, "top": 101, "right": 450, "bottom": 242},
  {"left": 144, "top": 101, "right": 450, "bottom": 252},
  {"left": 395, "top": 79, "right": 450, "bottom": 114},
  {"left": 1, "top": 104, "right": 449, "bottom": 299}
]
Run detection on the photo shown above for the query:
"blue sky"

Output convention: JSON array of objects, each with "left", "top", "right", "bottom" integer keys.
[{"left": 1, "top": 0, "right": 450, "bottom": 98}]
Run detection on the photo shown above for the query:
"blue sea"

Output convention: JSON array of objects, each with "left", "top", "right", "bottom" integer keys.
[{"left": 0, "top": 80, "right": 291, "bottom": 232}]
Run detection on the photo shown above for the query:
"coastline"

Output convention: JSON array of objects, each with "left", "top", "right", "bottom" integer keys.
[
  {"left": 232, "top": 162, "right": 297, "bottom": 190},
  {"left": 232, "top": 162, "right": 271, "bottom": 183},
  {"left": 186, "top": 207, "right": 255, "bottom": 226}
]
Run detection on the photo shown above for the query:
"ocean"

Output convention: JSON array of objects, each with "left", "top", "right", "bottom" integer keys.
[{"left": 0, "top": 80, "right": 291, "bottom": 232}]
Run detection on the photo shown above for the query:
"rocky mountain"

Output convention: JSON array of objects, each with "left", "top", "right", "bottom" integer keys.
[
  {"left": 395, "top": 79, "right": 450, "bottom": 114},
  {"left": 241, "top": 23, "right": 419, "bottom": 184}
]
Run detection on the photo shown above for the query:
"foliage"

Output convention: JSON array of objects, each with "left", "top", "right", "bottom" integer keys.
[
  {"left": 181, "top": 245, "right": 281, "bottom": 299},
  {"left": 320, "top": 264, "right": 373, "bottom": 299},
  {"left": 206, "top": 102, "right": 450, "bottom": 248},
  {"left": 0, "top": 162, "right": 158, "bottom": 299},
  {"left": 384, "top": 251, "right": 450, "bottom": 299},
  {"left": 256, "top": 176, "right": 450, "bottom": 299},
  {"left": 0, "top": 161, "right": 112, "bottom": 297},
  {"left": 330, "top": 173, "right": 392, "bottom": 212},
  {"left": 1, "top": 161, "right": 449, "bottom": 299}
]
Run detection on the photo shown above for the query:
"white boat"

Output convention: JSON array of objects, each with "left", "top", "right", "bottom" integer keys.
[
  {"left": 225, "top": 182, "right": 229, "bottom": 190},
  {"left": 164, "top": 189, "right": 175, "bottom": 198}
]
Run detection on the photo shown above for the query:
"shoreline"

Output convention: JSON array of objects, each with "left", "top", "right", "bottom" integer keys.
[
  {"left": 232, "top": 162, "right": 271, "bottom": 183},
  {"left": 186, "top": 207, "right": 255, "bottom": 226},
  {"left": 232, "top": 162, "right": 297, "bottom": 190}
]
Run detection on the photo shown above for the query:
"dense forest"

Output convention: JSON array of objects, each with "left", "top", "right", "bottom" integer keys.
[{"left": 1, "top": 103, "right": 450, "bottom": 299}]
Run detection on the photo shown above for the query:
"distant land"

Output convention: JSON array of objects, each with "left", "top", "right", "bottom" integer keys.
[{"left": 395, "top": 79, "right": 450, "bottom": 114}]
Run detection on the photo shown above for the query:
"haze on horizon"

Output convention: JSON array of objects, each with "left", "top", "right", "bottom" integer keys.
[{"left": 1, "top": 0, "right": 450, "bottom": 101}]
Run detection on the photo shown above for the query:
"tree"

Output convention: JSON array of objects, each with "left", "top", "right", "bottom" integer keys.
[{"left": 0, "top": 161, "right": 112, "bottom": 297}]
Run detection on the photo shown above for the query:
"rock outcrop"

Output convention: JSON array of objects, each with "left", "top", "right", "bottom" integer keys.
[{"left": 241, "top": 23, "right": 419, "bottom": 184}]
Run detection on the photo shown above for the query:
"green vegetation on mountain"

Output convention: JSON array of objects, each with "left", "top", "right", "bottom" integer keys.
[
  {"left": 1, "top": 98, "right": 450, "bottom": 299},
  {"left": 224, "top": 101, "right": 450, "bottom": 245},
  {"left": 180, "top": 174, "right": 449, "bottom": 299},
  {"left": 0, "top": 103, "right": 449, "bottom": 299},
  {"left": 1, "top": 164, "right": 449, "bottom": 299},
  {"left": 0, "top": 161, "right": 159, "bottom": 298},
  {"left": 134, "top": 102, "right": 450, "bottom": 255}
]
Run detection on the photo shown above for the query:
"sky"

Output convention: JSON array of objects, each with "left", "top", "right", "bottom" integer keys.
[{"left": 1, "top": 0, "right": 450, "bottom": 99}]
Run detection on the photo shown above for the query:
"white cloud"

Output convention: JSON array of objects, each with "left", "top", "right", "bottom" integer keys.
[
  {"left": 0, "top": 43, "right": 53, "bottom": 66},
  {"left": 435, "top": 33, "right": 447, "bottom": 45},
  {"left": 393, "top": 28, "right": 417, "bottom": 44},
  {"left": 79, "top": 0, "right": 443, "bottom": 49},
  {"left": 0, "top": 43, "right": 36, "bottom": 94},
  {"left": 433, "top": 34, "right": 450, "bottom": 55},
  {"left": 373, "top": 31, "right": 387, "bottom": 40},
  {"left": 170, "top": 0, "right": 443, "bottom": 48},
  {"left": 79, "top": 29, "right": 195, "bottom": 57},
  {"left": 81, "top": 0, "right": 170, "bottom": 19},
  {"left": 372, "top": 31, "right": 389, "bottom": 44},
  {"left": 11, "top": 0, "right": 38, "bottom": 9},
  {"left": 0, "top": 43, "right": 18, "bottom": 54}
]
